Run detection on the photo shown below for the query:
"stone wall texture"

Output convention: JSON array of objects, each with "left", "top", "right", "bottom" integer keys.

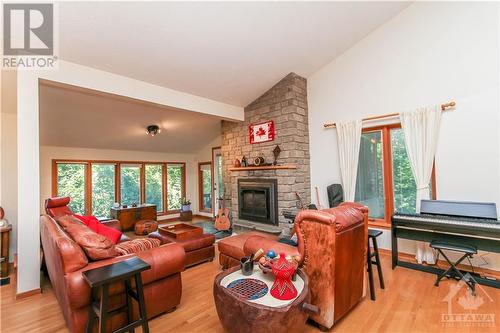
[{"left": 221, "top": 72, "right": 311, "bottom": 234}]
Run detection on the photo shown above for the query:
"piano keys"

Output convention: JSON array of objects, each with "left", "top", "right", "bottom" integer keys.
[{"left": 391, "top": 200, "right": 500, "bottom": 289}]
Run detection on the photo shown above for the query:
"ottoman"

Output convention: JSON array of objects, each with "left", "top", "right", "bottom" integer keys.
[
  {"left": 134, "top": 219, "right": 158, "bottom": 235},
  {"left": 217, "top": 231, "right": 299, "bottom": 269},
  {"left": 149, "top": 231, "right": 215, "bottom": 267}
]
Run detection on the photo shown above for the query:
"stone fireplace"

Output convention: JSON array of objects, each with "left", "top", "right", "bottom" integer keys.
[{"left": 221, "top": 73, "right": 311, "bottom": 235}]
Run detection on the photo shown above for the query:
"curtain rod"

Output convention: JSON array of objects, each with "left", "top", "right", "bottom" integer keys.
[{"left": 323, "top": 101, "right": 456, "bottom": 129}]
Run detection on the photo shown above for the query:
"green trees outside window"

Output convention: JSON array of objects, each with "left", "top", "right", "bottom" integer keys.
[
  {"left": 391, "top": 128, "right": 417, "bottom": 215},
  {"left": 167, "top": 164, "right": 183, "bottom": 211},
  {"left": 57, "top": 163, "right": 86, "bottom": 214},
  {"left": 120, "top": 165, "right": 141, "bottom": 206},
  {"left": 145, "top": 164, "right": 163, "bottom": 212},
  {"left": 91, "top": 164, "right": 115, "bottom": 218}
]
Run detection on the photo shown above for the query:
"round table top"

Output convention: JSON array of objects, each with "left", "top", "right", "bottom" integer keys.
[{"left": 218, "top": 264, "right": 305, "bottom": 308}]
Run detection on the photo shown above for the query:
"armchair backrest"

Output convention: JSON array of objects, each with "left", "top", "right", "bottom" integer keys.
[
  {"left": 45, "top": 197, "right": 73, "bottom": 218},
  {"left": 294, "top": 202, "right": 368, "bottom": 329}
]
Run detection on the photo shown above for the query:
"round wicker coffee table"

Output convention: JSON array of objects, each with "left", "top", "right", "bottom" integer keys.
[{"left": 213, "top": 265, "right": 316, "bottom": 333}]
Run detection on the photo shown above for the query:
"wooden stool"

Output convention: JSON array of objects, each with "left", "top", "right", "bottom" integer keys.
[
  {"left": 367, "top": 229, "right": 385, "bottom": 301},
  {"left": 83, "top": 257, "right": 151, "bottom": 333}
]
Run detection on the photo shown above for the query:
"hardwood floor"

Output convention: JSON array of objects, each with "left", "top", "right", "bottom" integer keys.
[{"left": 1, "top": 252, "right": 499, "bottom": 332}]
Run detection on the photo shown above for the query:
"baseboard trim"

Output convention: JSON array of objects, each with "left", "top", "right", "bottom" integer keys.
[
  {"left": 16, "top": 288, "right": 41, "bottom": 300},
  {"left": 378, "top": 248, "right": 500, "bottom": 279}
]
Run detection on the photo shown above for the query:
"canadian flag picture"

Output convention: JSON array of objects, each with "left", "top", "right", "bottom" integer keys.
[{"left": 249, "top": 121, "right": 275, "bottom": 144}]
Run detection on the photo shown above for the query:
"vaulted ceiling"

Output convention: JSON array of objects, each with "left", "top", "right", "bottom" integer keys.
[{"left": 59, "top": 1, "right": 411, "bottom": 107}]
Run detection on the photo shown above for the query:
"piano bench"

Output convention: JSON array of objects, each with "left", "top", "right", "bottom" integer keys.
[
  {"left": 430, "top": 241, "right": 477, "bottom": 255},
  {"left": 430, "top": 241, "right": 477, "bottom": 295}
]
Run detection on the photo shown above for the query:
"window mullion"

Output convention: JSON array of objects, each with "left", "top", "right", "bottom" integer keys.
[{"left": 383, "top": 127, "right": 395, "bottom": 224}]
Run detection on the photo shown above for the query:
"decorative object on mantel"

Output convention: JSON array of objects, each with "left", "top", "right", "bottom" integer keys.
[
  {"left": 249, "top": 120, "right": 275, "bottom": 144},
  {"left": 272, "top": 145, "right": 281, "bottom": 165},
  {"left": 233, "top": 159, "right": 241, "bottom": 167},
  {"left": 241, "top": 156, "right": 248, "bottom": 167},
  {"left": 253, "top": 156, "right": 265, "bottom": 166},
  {"left": 229, "top": 164, "right": 297, "bottom": 172}
]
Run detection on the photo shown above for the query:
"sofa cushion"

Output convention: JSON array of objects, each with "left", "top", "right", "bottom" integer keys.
[
  {"left": 115, "top": 238, "right": 162, "bottom": 256},
  {"left": 55, "top": 215, "right": 118, "bottom": 260}
]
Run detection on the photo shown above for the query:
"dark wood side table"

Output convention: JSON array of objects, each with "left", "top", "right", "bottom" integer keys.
[
  {"left": 110, "top": 204, "right": 157, "bottom": 231},
  {"left": 0, "top": 224, "right": 12, "bottom": 286},
  {"left": 83, "top": 257, "right": 151, "bottom": 333}
]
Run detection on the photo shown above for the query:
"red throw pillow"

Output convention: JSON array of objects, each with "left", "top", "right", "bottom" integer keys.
[
  {"left": 96, "top": 223, "right": 122, "bottom": 245},
  {"left": 73, "top": 214, "right": 122, "bottom": 244}
]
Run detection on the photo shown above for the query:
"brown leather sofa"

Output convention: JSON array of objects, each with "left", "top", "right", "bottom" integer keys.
[
  {"left": 217, "top": 202, "right": 368, "bottom": 330},
  {"left": 44, "top": 197, "right": 130, "bottom": 243},
  {"left": 40, "top": 214, "right": 186, "bottom": 333}
]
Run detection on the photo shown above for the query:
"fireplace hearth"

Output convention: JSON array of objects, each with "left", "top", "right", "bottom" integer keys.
[{"left": 238, "top": 179, "right": 278, "bottom": 226}]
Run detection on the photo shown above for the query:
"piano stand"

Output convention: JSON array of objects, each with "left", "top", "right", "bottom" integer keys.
[{"left": 430, "top": 241, "right": 478, "bottom": 295}]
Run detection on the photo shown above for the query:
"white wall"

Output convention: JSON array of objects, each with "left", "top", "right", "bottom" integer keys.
[
  {"left": 39, "top": 146, "right": 203, "bottom": 219},
  {"left": 1, "top": 70, "right": 18, "bottom": 262},
  {"left": 308, "top": 2, "right": 500, "bottom": 270}
]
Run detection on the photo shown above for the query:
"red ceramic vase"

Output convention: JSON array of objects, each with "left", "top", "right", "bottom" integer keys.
[{"left": 270, "top": 253, "right": 298, "bottom": 300}]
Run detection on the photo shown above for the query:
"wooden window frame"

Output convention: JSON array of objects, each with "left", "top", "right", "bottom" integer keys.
[
  {"left": 198, "top": 162, "right": 213, "bottom": 213},
  {"left": 52, "top": 159, "right": 187, "bottom": 216},
  {"left": 360, "top": 124, "right": 437, "bottom": 229}
]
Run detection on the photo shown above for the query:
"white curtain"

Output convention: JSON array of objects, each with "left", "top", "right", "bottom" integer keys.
[
  {"left": 400, "top": 105, "right": 442, "bottom": 264},
  {"left": 336, "top": 120, "right": 363, "bottom": 202}
]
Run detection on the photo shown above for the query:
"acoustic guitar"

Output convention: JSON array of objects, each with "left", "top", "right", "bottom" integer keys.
[{"left": 214, "top": 197, "right": 230, "bottom": 231}]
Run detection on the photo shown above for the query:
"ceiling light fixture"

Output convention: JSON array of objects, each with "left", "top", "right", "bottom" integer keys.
[{"left": 146, "top": 125, "right": 161, "bottom": 136}]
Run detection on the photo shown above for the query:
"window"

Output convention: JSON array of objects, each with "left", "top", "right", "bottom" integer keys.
[
  {"left": 198, "top": 162, "right": 212, "bottom": 212},
  {"left": 91, "top": 164, "right": 115, "bottom": 218},
  {"left": 166, "top": 164, "right": 185, "bottom": 212},
  {"left": 53, "top": 160, "right": 186, "bottom": 216},
  {"left": 355, "top": 131, "right": 385, "bottom": 219},
  {"left": 120, "top": 165, "right": 141, "bottom": 206},
  {"left": 145, "top": 164, "right": 163, "bottom": 212},
  {"left": 56, "top": 162, "right": 87, "bottom": 214},
  {"left": 355, "top": 125, "right": 436, "bottom": 226}
]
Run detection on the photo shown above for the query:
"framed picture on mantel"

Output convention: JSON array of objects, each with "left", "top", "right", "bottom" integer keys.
[{"left": 249, "top": 120, "right": 275, "bottom": 144}]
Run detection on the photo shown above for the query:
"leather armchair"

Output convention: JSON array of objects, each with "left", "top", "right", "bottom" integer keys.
[
  {"left": 295, "top": 202, "right": 368, "bottom": 330},
  {"left": 44, "top": 197, "right": 129, "bottom": 242},
  {"left": 231, "top": 202, "right": 368, "bottom": 330},
  {"left": 40, "top": 214, "right": 185, "bottom": 333}
]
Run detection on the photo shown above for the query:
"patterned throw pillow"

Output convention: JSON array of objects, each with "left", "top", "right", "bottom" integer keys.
[
  {"left": 55, "top": 215, "right": 119, "bottom": 260},
  {"left": 115, "top": 238, "right": 162, "bottom": 256}
]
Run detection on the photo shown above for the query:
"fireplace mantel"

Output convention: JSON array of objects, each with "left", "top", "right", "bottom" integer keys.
[{"left": 229, "top": 164, "right": 297, "bottom": 172}]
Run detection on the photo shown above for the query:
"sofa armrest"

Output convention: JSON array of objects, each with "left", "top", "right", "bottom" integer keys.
[
  {"left": 64, "top": 242, "right": 185, "bottom": 310},
  {"left": 100, "top": 219, "right": 122, "bottom": 231}
]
